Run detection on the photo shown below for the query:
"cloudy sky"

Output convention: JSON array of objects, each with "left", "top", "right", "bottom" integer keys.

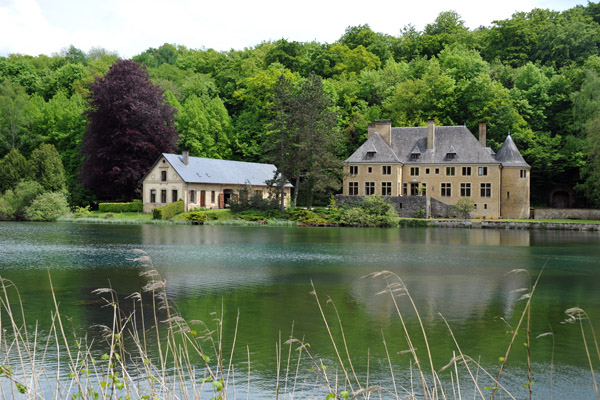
[{"left": 0, "top": 0, "right": 587, "bottom": 58}]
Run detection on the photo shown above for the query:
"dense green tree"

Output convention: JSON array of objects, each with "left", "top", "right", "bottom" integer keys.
[
  {"left": 176, "top": 95, "right": 232, "bottom": 159},
  {"left": 0, "top": 79, "right": 42, "bottom": 154},
  {"left": 29, "top": 143, "right": 67, "bottom": 192},
  {"left": 268, "top": 74, "right": 342, "bottom": 208},
  {"left": 0, "top": 148, "right": 31, "bottom": 193}
]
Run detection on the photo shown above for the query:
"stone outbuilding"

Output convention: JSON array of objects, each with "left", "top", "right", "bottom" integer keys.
[{"left": 142, "top": 151, "right": 292, "bottom": 212}]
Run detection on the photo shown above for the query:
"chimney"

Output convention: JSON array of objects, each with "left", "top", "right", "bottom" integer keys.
[
  {"left": 374, "top": 120, "right": 392, "bottom": 145},
  {"left": 479, "top": 123, "right": 487, "bottom": 147},
  {"left": 182, "top": 150, "right": 189, "bottom": 166},
  {"left": 367, "top": 123, "right": 376, "bottom": 140},
  {"left": 427, "top": 119, "right": 435, "bottom": 150}
]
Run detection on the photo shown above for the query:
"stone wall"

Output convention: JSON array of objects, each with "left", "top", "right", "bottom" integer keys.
[
  {"left": 533, "top": 208, "right": 600, "bottom": 220},
  {"left": 336, "top": 195, "right": 454, "bottom": 218}
]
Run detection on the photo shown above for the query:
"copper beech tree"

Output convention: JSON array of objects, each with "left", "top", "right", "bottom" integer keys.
[{"left": 79, "top": 60, "right": 177, "bottom": 200}]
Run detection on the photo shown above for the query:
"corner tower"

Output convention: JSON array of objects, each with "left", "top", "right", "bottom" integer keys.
[{"left": 496, "top": 134, "right": 531, "bottom": 219}]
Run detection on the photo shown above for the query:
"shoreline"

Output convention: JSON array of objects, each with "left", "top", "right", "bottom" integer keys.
[{"left": 55, "top": 216, "right": 600, "bottom": 231}]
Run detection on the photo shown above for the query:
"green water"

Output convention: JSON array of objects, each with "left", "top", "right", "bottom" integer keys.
[{"left": 0, "top": 222, "right": 599, "bottom": 398}]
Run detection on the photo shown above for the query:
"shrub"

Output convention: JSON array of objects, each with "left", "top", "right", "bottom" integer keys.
[
  {"left": 24, "top": 192, "right": 69, "bottom": 221},
  {"left": 340, "top": 195, "right": 397, "bottom": 227},
  {"left": 286, "top": 208, "right": 327, "bottom": 225},
  {"left": 72, "top": 205, "right": 92, "bottom": 218},
  {"left": 234, "top": 209, "right": 285, "bottom": 221},
  {"left": 413, "top": 208, "right": 426, "bottom": 218},
  {"left": 153, "top": 201, "right": 184, "bottom": 220},
  {"left": 0, "top": 181, "right": 45, "bottom": 220},
  {"left": 99, "top": 200, "right": 143, "bottom": 212},
  {"left": 184, "top": 211, "right": 207, "bottom": 224},
  {"left": 452, "top": 198, "right": 476, "bottom": 219}
]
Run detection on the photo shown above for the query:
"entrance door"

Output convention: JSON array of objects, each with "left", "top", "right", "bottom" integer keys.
[
  {"left": 410, "top": 183, "right": 419, "bottom": 196},
  {"left": 200, "top": 190, "right": 206, "bottom": 207}
]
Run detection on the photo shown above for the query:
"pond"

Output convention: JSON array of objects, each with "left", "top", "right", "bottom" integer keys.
[{"left": 0, "top": 222, "right": 599, "bottom": 398}]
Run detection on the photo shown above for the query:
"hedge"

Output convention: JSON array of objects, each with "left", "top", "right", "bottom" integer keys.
[
  {"left": 153, "top": 201, "right": 184, "bottom": 220},
  {"left": 99, "top": 200, "right": 143, "bottom": 213}
]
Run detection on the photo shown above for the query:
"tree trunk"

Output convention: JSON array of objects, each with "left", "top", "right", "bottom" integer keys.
[{"left": 293, "top": 175, "right": 300, "bottom": 207}]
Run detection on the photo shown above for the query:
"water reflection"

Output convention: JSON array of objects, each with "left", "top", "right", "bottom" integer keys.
[{"left": 0, "top": 222, "right": 599, "bottom": 398}]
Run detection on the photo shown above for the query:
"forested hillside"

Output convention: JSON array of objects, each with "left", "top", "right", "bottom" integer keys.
[{"left": 2, "top": 4, "right": 600, "bottom": 206}]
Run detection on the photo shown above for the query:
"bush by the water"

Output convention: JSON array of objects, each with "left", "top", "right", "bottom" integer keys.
[
  {"left": 99, "top": 200, "right": 143, "bottom": 213},
  {"left": 286, "top": 208, "right": 327, "bottom": 225},
  {"left": 24, "top": 191, "right": 69, "bottom": 221},
  {"left": 153, "top": 201, "right": 184, "bottom": 220},
  {"left": 340, "top": 195, "right": 397, "bottom": 227},
  {"left": 234, "top": 209, "right": 285, "bottom": 221}
]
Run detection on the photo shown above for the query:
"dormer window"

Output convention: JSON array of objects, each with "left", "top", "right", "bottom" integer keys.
[
  {"left": 411, "top": 153, "right": 421, "bottom": 161},
  {"left": 446, "top": 152, "right": 456, "bottom": 161},
  {"left": 366, "top": 145, "right": 377, "bottom": 160}
]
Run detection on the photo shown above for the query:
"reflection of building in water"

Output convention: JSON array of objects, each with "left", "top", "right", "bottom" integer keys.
[
  {"left": 350, "top": 267, "right": 530, "bottom": 326},
  {"left": 422, "top": 228, "right": 531, "bottom": 247}
]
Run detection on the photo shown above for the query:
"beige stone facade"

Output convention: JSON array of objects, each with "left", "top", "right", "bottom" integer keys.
[
  {"left": 342, "top": 120, "right": 531, "bottom": 219},
  {"left": 142, "top": 153, "right": 292, "bottom": 213}
]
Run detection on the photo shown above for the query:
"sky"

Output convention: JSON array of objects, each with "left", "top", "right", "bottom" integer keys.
[{"left": 0, "top": 0, "right": 588, "bottom": 58}]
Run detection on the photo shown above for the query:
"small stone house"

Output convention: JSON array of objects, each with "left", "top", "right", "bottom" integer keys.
[
  {"left": 342, "top": 120, "right": 530, "bottom": 219},
  {"left": 142, "top": 151, "right": 292, "bottom": 212}
]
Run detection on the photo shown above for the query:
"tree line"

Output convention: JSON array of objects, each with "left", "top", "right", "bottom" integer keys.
[{"left": 2, "top": 4, "right": 600, "bottom": 206}]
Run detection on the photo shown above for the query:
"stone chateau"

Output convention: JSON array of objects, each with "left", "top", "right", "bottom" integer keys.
[{"left": 342, "top": 120, "right": 530, "bottom": 219}]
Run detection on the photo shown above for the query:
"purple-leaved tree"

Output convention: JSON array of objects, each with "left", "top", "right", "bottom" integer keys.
[{"left": 80, "top": 60, "right": 177, "bottom": 200}]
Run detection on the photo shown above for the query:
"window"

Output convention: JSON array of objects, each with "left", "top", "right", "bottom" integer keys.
[
  {"left": 446, "top": 152, "right": 456, "bottom": 160},
  {"left": 446, "top": 167, "right": 455, "bottom": 176},
  {"left": 435, "top": 168, "right": 440, "bottom": 174},
  {"left": 172, "top": 190, "right": 178, "bottom": 202},
  {"left": 349, "top": 165, "right": 358, "bottom": 175},
  {"left": 507, "top": 192, "right": 510, "bottom": 199},
  {"left": 382, "top": 182, "right": 392, "bottom": 196},
  {"left": 348, "top": 182, "right": 359, "bottom": 195},
  {"left": 484, "top": 204, "right": 488, "bottom": 209},
  {"left": 382, "top": 165, "right": 391, "bottom": 175},
  {"left": 161, "top": 190, "right": 167, "bottom": 203},
  {"left": 150, "top": 189, "right": 156, "bottom": 203},
  {"left": 478, "top": 166, "right": 488, "bottom": 176},
  {"left": 402, "top": 183, "right": 408, "bottom": 196},
  {"left": 368, "top": 167, "right": 373, "bottom": 173},
  {"left": 426, "top": 168, "right": 430, "bottom": 174},
  {"left": 161, "top": 170, "right": 167, "bottom": 182},
  {"left": 421, "top": 183, "right": 427, "bottom": 196},
  {"left": 410, "top": 167, "right": 419, "bottom": 176},
  {"left": 441, "top": 183, "right": 451, "bottom": 197},
  {"left": 211, "top": 191, "right": 215, "bottom": 203},
  {"left": 365, "top": 182, "right": 375, "bottom": 195},
  {"left": 460, "top": 183, "right": 471, "bottom": 197},
  {"left": 480, "top": 183, "right": 491, "bottom": 197},
  {"left": 520, "top": 169, "right": 527, "bottom": 178},
  {"left": 462, "top": 167, "right": 471, "bottom": 176},
  {"left": 411, "top": 153, "right": 420, "bottom": 161},
  {"left": 255, "top": 190, "right": 263, "bottom": 197},
  {"left": 190, "top": 190, "right": 196, "bottom": 203},
  {"left": 474, "top": 203, "right": 477, "bottom": 209}
]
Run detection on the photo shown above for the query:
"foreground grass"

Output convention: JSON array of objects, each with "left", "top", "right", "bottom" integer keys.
[{"left": 0, "top": 254, "right": 598, "bottom": 399}]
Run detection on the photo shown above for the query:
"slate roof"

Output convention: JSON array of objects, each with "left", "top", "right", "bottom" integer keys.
[
  {"left": 160, "top": 154, "right": 293, "bottom": 187},
  {"left": 346, "top": 126, "right": 501, "bottom": 165},
  {"left": 495, "top": 135, "right": 531, "bottom": 168},
  {"left": 346, "top": 132, "right": 401, "bottom": 163}
]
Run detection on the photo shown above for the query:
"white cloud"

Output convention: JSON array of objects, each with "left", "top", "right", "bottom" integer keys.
[{"left": 0, "top": 0, "right": 585, "bottom": 58}]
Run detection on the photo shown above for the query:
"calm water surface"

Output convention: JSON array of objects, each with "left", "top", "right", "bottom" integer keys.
[{"left": 0, "top": 222, "right": 599, "bottom": 398}]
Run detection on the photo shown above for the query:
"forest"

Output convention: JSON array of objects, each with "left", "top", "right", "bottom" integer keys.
[{"left": 2, "top": 3, "right": 600, "bottom": 207}]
